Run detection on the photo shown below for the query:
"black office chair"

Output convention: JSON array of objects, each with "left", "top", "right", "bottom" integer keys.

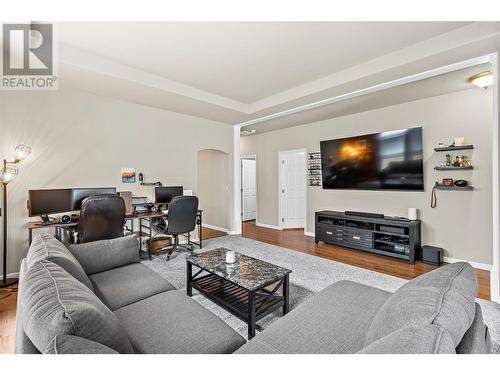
[
  {"left": 165, "top": 195, "right": 199, "bottom": 261},
  {"left": 78, "top": 194, "right": 126, "bottom": 243}
]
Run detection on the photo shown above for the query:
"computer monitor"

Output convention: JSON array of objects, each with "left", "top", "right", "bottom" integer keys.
[
  {"left": 154, "top": 186, "right": 183, "bottom": 204},
  {"left": 28, "top": 189, "right": 73, "bottom": 217},
  {"left": 70, "top": 187, "right": 117, "bottom": 210}
]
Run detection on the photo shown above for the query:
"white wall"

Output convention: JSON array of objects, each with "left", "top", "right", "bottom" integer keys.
[
  {"left": 241, "top": 88, "right": 493, "bottom": 265},
  {"left": 0, "top": 88, "right": 234, "bottom": 275}
]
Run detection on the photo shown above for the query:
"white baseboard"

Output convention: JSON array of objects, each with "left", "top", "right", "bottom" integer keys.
[
  {"left": 202, "top": 223, "right": 229, "bottom": 233},
  {"left": 256, "top": 222, "right": 282, "bottom": 230},
  {"left": 443, "top": 257, "right": 492, "bottom": 271},
  {"left": 299, "top": 232, "right": 491, "bottom": 271},
  {"left": 227, "top": 231, "right": 240, "bottom": 235},
  {"left": 303, "top": 232, "right": 490, "bottom": 271},
  {"left": 0, "top": 271, "right": 19, "bottom": 279}
]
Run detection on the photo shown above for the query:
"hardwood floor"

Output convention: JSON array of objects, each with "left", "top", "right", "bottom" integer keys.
[
  {"left": 201, "top": 226, "right": 227, "bottom": 240},
  {"left": 0, "top": 222, "right": 490, "bottom": 354},
  {"left": 0, "top": 285, "right": 17, "bottom": 354},
  {"left": 241, "top": 220, "right": 491, "bottom": 300}
]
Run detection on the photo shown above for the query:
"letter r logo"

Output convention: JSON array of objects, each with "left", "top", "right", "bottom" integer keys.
[{"left": 2, "top": 23, "right": 53, "bottom": 76}]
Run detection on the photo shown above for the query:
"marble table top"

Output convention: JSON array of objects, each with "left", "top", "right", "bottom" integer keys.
[{"left": 186, "top": 248, "right": 291, "bottom": 291}]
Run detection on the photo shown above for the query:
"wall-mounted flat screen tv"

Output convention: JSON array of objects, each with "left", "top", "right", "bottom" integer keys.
[{"left": 320, "top": 127, "right": 424, "bottom": 191}]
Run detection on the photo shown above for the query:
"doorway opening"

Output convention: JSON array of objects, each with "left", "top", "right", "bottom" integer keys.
[
  {"left": 278, "top": 149, "right": 307, "bottom": 230},
  {"left": 197, "top": 149, "right": 230, "bottom": 234},
  {"left": 240, "top": 155, "right": 257, "bottom": 222}
]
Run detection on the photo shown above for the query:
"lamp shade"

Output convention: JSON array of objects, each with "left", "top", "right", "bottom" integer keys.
[
  {"left": 468, "top": 71, "right": 494, "bottom": 88},
  {"left": 14, "top": 144, "right": 31, "bottom": 162},
  {"left": 1, "top": 165, "right": 19, "bottom": 184}
]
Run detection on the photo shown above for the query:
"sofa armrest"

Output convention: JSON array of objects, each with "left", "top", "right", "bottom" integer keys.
[
  {"left": 69, "top": 235, "right": 140, "bottom": 275},
  {"left": 456, "top": 303, "right": 491, "bottom": 354}
]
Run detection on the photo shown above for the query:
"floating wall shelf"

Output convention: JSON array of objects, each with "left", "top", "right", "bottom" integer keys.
[
  {"left": 433, "top": 145, "right": 474, "bottom": 152},
  {"left": 435, "top": 185, "right": 473, "bottom": 191},
  {"left": 433, "top": 166, "right": 473, "bottom": 171}
]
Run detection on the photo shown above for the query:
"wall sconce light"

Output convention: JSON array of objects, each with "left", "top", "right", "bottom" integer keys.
[
  {"left": 468, "top": 71, "right": 494, "bottom": 89},
  {"left": 1, "top": 144, "right": 31, "bottom": 299}
]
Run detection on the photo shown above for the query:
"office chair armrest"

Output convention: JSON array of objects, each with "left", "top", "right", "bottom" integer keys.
[{"left": 69, "top": 235, "right": 140, "bottom": 275}]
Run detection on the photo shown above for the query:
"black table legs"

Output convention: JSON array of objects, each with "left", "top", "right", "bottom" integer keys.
[
  {"left": 248, "top": 291, "right": 256, "bottom": 339},
  {"left": 186, "top": 260, "right": 193, "bottom": 297},
  {"left": 283, "top": 273, "right": 290, "bottom": 315}
]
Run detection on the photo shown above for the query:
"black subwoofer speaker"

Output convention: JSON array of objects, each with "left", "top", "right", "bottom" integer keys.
[{"left": 421, "top": 245, "right": 443, "bottom": 266}]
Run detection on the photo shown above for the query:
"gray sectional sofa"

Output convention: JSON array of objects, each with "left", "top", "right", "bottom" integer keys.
[
  {"left": 16, "top": 233, "right": 246, "bottom": 354},
  {"left": 236, "top": 262, "right": 491, "bottom": 354},
  {"left": 16, "top": 233, "right": 491, "bottom": 354}
]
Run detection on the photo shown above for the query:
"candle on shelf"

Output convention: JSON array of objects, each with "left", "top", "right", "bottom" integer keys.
[{"left": 226, "top": 250, "right": 236, "bottom": 263}]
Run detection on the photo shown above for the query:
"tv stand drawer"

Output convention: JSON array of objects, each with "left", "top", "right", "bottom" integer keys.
[{"left": 316, "top": 226, "right": 372, "bottom": 245}]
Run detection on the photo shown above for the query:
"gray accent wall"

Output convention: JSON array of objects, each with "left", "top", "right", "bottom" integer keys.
[{"left": 241, "top": 88, "right": 493, "bottom": 265}]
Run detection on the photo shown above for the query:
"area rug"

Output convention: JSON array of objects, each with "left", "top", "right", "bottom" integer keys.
[{"left": 142, "top": 235, "right": 500, "bottom": 353}]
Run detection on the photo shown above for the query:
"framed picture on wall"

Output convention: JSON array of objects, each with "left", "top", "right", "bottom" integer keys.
[{"left": 121, "top": 167, "right": 136, "bottom": 183}]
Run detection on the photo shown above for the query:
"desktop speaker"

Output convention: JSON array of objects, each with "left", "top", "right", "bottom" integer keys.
[
  {"left": 421, "top": 245, "right": 443, "bottom": 266},
  {"left": 59, "top": 215, "right": 71, "bottom": 224}
]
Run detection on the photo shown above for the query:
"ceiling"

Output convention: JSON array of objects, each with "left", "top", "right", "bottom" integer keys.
[
  {"left": 240, "top": 63, "right": 492, "bottom": 134},
  {"left": 51, "top": 22, "right": 500, "bottom": 127},
  {"left": 57, "top": 22, "right": 470, "bottom": 103}
]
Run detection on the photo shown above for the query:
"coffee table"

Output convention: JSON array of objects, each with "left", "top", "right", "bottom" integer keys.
[{"left": 186, "top": 248, "right": 291, "bottom": 339}]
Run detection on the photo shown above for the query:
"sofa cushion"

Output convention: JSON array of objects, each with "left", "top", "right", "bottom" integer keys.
[
  {"left": 358, "top": 325, "right": 456, "bottom": 354},
  {"left": 44, "top": 335, "right": 118, "bottom": 354},
  {"left": 21, "top": 260, "right": 134, "bottom": 354},
  {"left": 69, "top": 235, "right": 140, "bottom": 275},
  {"left": 89, "top": 263, "right": 176, "bottom": 310},
  {"left": 114, "top": 290, "right": 246, "bottom": 354},
  {"left": 365, "top": 262, "right": 477, "bottom": 347},
  {"left": 235, "top": 280, "right": 391, "bottom": 354},
  {"left": 26, "top": 233, "right": 93, "bottom": 291}
]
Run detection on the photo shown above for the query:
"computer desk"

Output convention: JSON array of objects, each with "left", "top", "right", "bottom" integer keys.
[{"left": 27, "top": 209, "right": 204, "bottom": 252}]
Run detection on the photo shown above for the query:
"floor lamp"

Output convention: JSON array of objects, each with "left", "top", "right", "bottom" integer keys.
[{"left": 0, "top": 144, "right": 31, "bottom": 300}]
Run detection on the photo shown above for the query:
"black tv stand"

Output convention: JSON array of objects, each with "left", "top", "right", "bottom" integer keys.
[{"left": 315, "top": 210, "right": 421, "bottom": 264}]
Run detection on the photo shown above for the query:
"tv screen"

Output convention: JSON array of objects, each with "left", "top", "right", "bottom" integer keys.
[{"left": 320, "top": 127, "right": 423, "bottom": 191}]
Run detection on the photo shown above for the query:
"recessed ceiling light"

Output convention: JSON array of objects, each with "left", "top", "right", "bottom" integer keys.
[
  {"left": 468, "top": 71, "right": 494, "bottom": 88},
  {"left": 240, "top": 129, "right": 256, "bottom": 136}
]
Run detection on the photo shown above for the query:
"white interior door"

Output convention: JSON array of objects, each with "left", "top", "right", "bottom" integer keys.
[
  {"left": 280, "top": 151, "right": 306, "bottom": 229},
  {"left": 241, "top": 158, "right": 256, "bottom": 221}
]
